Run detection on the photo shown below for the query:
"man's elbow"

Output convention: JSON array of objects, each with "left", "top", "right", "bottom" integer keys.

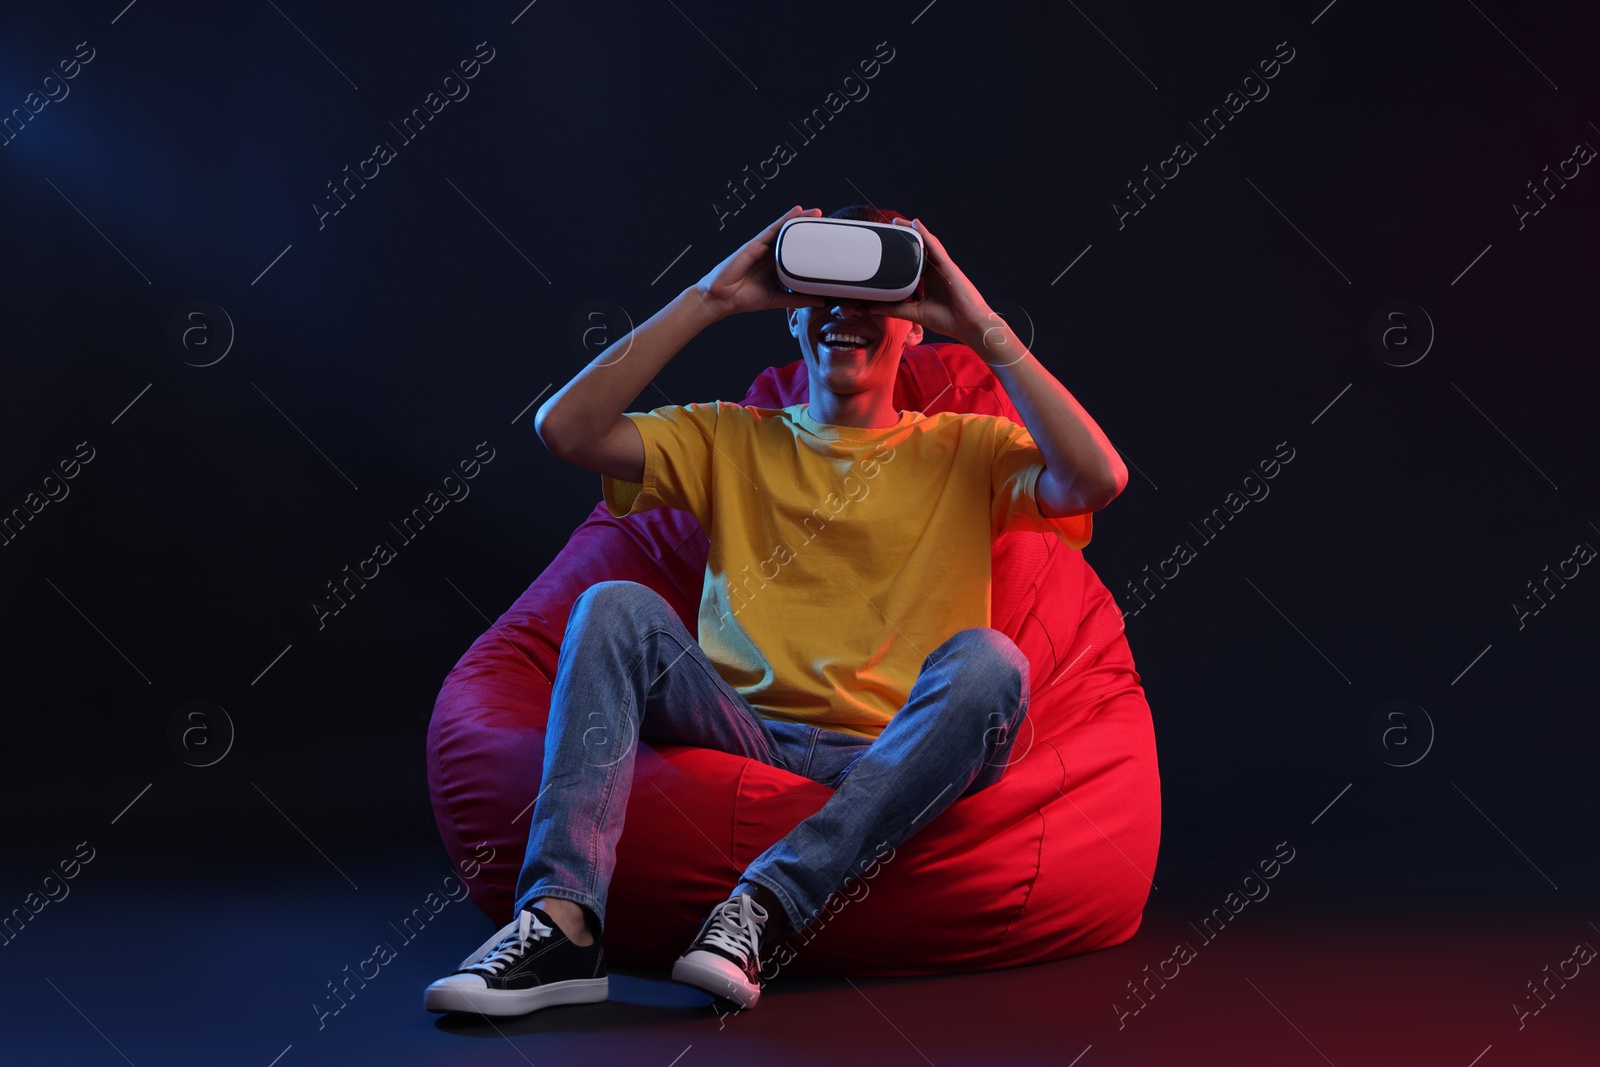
[
  {"left": 1030, "top": 470, "right": 1107, "bottom": 515},
  {"left": 1080, "top": 458, "right": 1130, "bottom": 511},
  {"left": 1102, "top": 459, "right": 1130, "bottom": 503},
  {"left": 1078, "top": 479, "right": 1122, "bottom": 514},
  {"left": 533, "top": 402, "right": 570, "bottom": 458},
  {"left": 1038, "top": 468, "right": 1121, "bottom": 517}
]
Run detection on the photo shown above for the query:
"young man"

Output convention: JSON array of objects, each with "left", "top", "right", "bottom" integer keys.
[{"left": 423, "top": 204, "right": 1128, "bottom": 1018}]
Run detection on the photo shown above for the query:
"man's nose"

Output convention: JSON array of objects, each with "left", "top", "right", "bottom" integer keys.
[{"left": 830, "top": 300, "right": 872, "bottom": 317}]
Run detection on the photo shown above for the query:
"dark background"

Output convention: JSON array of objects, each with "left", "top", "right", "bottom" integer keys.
[{"left": 1, "top": 0, "right": 1596, "bottom": 1060}]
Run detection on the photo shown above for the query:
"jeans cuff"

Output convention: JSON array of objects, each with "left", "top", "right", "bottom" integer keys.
[
  {"left": 737, "top": 872, "right": 806, "bottom": 937},
  {"left": 515, "top": 886, "right": 605, "bottom": 934}
]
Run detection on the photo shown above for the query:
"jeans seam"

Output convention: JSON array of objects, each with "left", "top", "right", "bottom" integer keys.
[{"left": 583, "top": 642, "right": 641, "bottom": 908}]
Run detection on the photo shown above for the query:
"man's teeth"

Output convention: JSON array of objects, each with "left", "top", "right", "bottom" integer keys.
[{"left": 822, "top": 333, "right": 868, "bottom": 347}]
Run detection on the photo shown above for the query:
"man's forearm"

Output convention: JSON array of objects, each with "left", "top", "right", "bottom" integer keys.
[
  {"left": 969, "top": 319, "right": 1128, "bottom": 515},
  {"left": 535, "top": 287, "right": 723, "bottom": 454}
]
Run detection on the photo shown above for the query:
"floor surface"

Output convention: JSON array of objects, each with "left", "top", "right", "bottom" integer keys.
[{"left": 3, "top": 836, "right": 1595, "bottom": 1066}]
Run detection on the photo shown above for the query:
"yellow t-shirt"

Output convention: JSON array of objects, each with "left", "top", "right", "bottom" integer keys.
[{"left": 601, "top": 401, "right": 1093, "bottom": 740}]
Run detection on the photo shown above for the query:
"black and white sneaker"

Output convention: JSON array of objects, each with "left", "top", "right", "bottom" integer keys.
[
  {"left": 671, "top": 891, "right": 770, "bottom": 1010},
  {"left": 423, "top": 906, "right": 607, "bottom": 1016}
]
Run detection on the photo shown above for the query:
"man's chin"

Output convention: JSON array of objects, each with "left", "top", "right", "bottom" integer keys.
[
  {"left": 817, "top": 345, "right": 890, "bottom": 370},
  {"left": 808, "top": 346, "right": 898, "bottom": 387},
  {"left": 818, "top": 346, "right": 874, "bottom": 363},
  {"left": 818, "top": 365, "right": 878, "bottom": 388}
]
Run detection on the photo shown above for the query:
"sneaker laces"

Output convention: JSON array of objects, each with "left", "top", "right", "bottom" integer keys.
[
  {"left": 463, "top": 909, "right": 556, "bottom": 976},
  {"left": 700, "top": 893, "right": 768, "bottom": 964}
]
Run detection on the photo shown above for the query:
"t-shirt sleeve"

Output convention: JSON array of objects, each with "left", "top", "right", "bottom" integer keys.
[
  {"left": 601, "top": 400, "right": 722, "bottom": 524},
  {"left": 991, "top": 416, "right": 1094, "bottom": 550}
]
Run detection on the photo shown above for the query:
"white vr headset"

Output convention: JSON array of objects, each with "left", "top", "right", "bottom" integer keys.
[{"left": 774, "top": 217, "right": 926, "bottom": 303}]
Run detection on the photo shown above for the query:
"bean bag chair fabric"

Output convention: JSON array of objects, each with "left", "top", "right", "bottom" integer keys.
[{"left": 426, "top": 341, "right": 1161, "bottom": 978}]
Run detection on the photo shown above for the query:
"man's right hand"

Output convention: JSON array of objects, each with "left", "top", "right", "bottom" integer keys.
[
  {"left": 537, "top": 207, "right": 826, "bottom": 479},
  {"left": 692, "top": 206, "right": 828, "bottom": 320}
]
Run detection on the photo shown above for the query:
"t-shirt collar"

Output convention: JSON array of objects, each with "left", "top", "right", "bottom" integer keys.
[{"left": 792, "top": 403, "right": 918, "bottom": 441}]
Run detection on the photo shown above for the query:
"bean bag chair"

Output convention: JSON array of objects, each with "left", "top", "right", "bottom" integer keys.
[{"left": 427, "top": 341, "right": 1161, "bottom": 978}]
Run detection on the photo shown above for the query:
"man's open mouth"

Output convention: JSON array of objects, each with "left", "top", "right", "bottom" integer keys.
[{"left": 819, "top": 329, "right": 873, "bottom": 353}]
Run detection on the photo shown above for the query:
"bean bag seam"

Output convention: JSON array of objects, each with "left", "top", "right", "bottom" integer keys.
[
  {"left": 1026, "top": 606, "right": 1060, "bottom": 685},
  {"left": 424, "top": 719, "right": 469, "bottom": 901},
  {"left": 729, "top": 757, "right": 754, "bottom": 875},
  {"left": 426, "top": 705, "right": 498, "bottom": 912},
  {"left": 724, "top": 756, "right": 788, "bottom": 879},
  {"left": 1004, "top": 740, "right": 1069, "bottom": 944},
  {"left": 994, "top": 805, "right": 1049, "bottom": 952}
]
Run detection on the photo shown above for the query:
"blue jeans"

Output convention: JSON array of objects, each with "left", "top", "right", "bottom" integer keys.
[{"left": 513, "top": 579, "right": 1030, "bottom": 937}]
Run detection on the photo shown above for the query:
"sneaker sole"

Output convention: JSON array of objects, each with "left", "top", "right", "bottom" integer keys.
[
  {"left": 671, "top": 951, "right": 760, "bottom": 1010},
  {"left": 423, "top": 976, "right": 609, "bottom": 1016}
]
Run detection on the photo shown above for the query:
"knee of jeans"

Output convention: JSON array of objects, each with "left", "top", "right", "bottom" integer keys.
[
  {"left": 939, "top": 627, "right": 1029, "bottom": 719},
  {"left": 573, "top": 579, "right": 669, "bottom": 621}
]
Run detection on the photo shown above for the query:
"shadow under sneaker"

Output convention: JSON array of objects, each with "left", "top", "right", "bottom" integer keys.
[
  {"left": 671, "top": 891, "right": 770, "bottom": 1010},
  {"left": 423, "top": 906, "right": 607, "bottom": 1017}
]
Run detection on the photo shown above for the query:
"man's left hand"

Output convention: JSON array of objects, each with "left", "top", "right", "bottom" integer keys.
[{"left": 875, "top": 218, "right": 1000, "bottom": 351}]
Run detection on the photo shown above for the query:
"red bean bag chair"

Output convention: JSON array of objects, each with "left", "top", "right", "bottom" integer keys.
[{"left": 427, "top": 341, "right": 1161, "bottom": 978}]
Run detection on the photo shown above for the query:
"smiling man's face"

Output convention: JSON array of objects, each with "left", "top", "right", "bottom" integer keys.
[{"left": 787, "top": 300, "right": 924, "bottom": 399}]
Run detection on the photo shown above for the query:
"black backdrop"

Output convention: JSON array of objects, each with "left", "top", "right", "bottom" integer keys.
[{"left": 3, "top": 0, "right": 1596, "bottom": 902}]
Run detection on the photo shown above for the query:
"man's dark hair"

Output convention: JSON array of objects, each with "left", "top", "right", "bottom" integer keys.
[{"left": 828, "top": 204, "right": 910, "bottom": 225}]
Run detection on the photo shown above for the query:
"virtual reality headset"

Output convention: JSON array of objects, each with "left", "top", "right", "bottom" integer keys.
[{"left": 774, "top": 217, "right": 925, "bottom": 303}]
